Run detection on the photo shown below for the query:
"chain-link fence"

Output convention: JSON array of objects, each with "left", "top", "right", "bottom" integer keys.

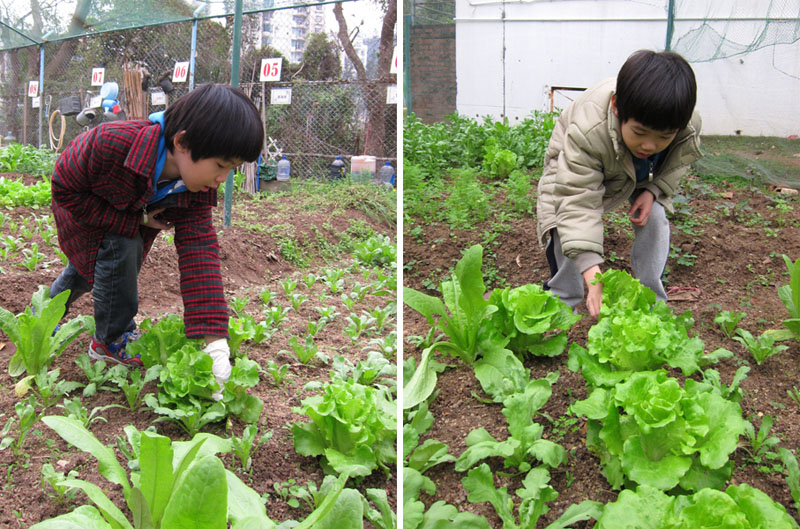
[{"left": 0, "top": 7, "right": 397, "bottom": 179}]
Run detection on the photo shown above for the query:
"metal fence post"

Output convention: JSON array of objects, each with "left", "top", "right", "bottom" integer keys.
[
  {"left": 224, "top": 0, "right": 244, "bottom": 228},
  {"left": 404, "top": 13, "right": 412, "bottom": 115},
  {"left": 665, "top": 0, "right": 675, "bottom": 51}
]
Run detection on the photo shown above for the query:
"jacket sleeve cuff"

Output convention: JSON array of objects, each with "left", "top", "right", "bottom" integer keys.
[
  {"left": 644, "top": 184, "right": 663, "bottom": 202},
  {"left": 574, "top": 252, "right": 604, "bottom": 274}
]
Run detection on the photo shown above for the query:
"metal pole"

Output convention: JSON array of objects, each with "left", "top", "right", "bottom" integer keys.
[
  {"left": 665, "top": 0, "right": 675, "bottom": 51},
  {"left": 38, "top": 44, "right": 44, "bottom": 148},
  {"left": 404, "top": 13, "right": 411, "bottom": 115},
  {"left": 224, "top": 0, "right": 244, "bottom": 228},
  {"left": 190, "top": 4, "right": 205, "bottom": 91}
]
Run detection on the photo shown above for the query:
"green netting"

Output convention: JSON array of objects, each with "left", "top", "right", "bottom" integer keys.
[
  {"left": 0, "top": 0, "right": 346, "bottom": 52},
  {"left": 406, "top": 0, "right": 454, "bottom": 25},
  {"left": 692, "top": 137, "right": 800, "bottom": 189},
  {"left": 672, "top": 0, "right": 800, "bottom": 62}
]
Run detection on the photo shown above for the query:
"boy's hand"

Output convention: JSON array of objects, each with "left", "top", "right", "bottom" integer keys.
[
  {"left": 141, "top": 207, "right": 173, "bottom": 230},
  {"left": 203, "top": 337, "right": 231, "bottom": 401},
  {"left": 583, "top": 265, "right": 603, "bottom": 318},
  {"left": 628, "top": 191, "right": 655, "bottom": 227}
]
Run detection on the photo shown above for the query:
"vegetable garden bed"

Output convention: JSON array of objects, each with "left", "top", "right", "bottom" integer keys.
[
  {"left": 0, "top": 160, "right": 397, "bottom": 528},
  {"left": 403, "top": 121, "right": 800, "bottom": 527}
]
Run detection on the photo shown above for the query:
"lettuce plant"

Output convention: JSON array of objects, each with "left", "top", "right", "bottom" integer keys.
[
  {"left": 779, "top": 253, "right": 800, "bottom": 338},
  {"left": 456, "top": 371, "right": 566, "bottom": 473},
  {"left": 1, "top": 286, "right": 93, "bottom": 387},
  {"left": 569, "top": 270, "right": 730, "bottom": 387},
  {"left": 292, "top": 374, "right": 396, "bottom": 477},
  {"left": 592, "top": 484, "right": 800, "bottom": 529},
  {"left": 32, "top": 416, "right": 352, "bottom": 529},
  {"left": 403, "top": 245, "right": 506, "bottom": 365},
  {"left": 571, "top": 370, "right": 747, "bottom": 491},
  {"left": 489, "top": 284, "right": 580, "bottom": 357}
]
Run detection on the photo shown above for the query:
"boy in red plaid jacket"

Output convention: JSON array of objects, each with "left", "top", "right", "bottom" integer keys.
[{"left": 49, "top": 84, "right": 263, "bottom": 397}]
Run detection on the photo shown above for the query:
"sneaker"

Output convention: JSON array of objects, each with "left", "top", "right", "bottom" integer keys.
[{"left": 88, "top": 331, "right": 143, "bottom": 367}]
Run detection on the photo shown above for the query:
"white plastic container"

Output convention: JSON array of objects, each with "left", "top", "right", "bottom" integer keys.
[
  {"left": 276, "top": 155, "right": 291, "bottom": 181},
  {"left": 350, "top": 155, "right": 376, "bottom": 177}
]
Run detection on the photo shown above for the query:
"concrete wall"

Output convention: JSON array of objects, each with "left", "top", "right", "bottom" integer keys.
[
  {"left": 454, "top": 0, "right": 800, "bottom": 136},
  {"left": 409, "top": 24, "right": 457, "bottom": 123}
]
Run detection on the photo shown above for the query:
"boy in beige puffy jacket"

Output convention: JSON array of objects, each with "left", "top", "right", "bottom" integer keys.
[{"left": 537, "top": 50, "right": 702, "bottom": 317}]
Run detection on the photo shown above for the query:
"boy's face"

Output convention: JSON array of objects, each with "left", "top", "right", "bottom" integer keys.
[
  {"left": 612, "top": 96, "right": 678, "bottom": 159},
  {"left": 173, "top": 135, "right": 243, "bottom": 192}
]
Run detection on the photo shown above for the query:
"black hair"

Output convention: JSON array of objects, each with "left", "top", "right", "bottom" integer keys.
[
  {"left": 615, "top": 50, "right": 697, "bottom": 132},
  {"left": 163, "top": 83, "right": 264, "bottom": 162}
]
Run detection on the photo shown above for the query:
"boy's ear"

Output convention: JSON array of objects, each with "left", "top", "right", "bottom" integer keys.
[
  {"left": 173, "top": 130, "right": 189, "bottom": 153},
  {"left": 611, "top": 95, "right": 619, "bottom": 118}
]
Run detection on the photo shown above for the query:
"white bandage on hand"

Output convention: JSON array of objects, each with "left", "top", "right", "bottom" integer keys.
[{"left": 203, "top": 338, "right": 231, "bottom": 401}]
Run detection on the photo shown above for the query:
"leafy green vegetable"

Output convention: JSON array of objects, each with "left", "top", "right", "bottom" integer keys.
[
  {"left": 456, "top": 374, "right": 565, "bottom": 473},
  {"left": 2, "top": 286, "right": 93, "bottom": 381},
  {"left": 489, "top": 283, "right": 580, "bottom": 358},
  {"left": 462, "top": 463, "right": 559, "bottom": 529},
  {"left": 714, "top": 310, "right": 746, "bottom": 339},
  {"left": 593, "top": 484, "right": 800, "bottom": 529},
  {"left": 32, "top": 417, "right": 362, "bottom": 529},
  {"left": 569, "top": 270, "right": 729, "bottom": 386},
  {"left": 778, "top": 254, "right": 800, "bottom": 338},
  {"left": 404, "top": 466, "right": 491, "bottom": 529},
  {"left": 403, "top": 245, "right": 505, "bottom": 365},
  {"left": 733, "top": 328, "right": 788, "bottom": 365},
  {"left": 571, "top": 370, "right": 747, "bottom": 491},
  {"left": 292, "top": 374, "right": 396, "bottom": 477}
]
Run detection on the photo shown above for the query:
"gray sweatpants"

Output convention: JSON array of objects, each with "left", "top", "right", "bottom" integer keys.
[{"left": 545, "top": 200, "right": 670, "bottom": 307}]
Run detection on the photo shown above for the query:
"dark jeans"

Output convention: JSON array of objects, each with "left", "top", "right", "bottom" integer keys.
[{"left": 50, "top": 232, "right": 143, "bottom": 345}]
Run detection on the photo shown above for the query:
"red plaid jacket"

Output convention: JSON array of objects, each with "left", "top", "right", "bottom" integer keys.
[{"left": 51, "top": 120, "right": 229, "bottom": 339}]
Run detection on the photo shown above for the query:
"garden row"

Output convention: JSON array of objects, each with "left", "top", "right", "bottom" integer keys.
[
  {"left": 402, "top": 113, "right": 800, "bottom": 527},
  {"left": 404, "top": 244, "right": 800, "bottom": 528},
  {"left": 0, "top": 145, "right": 398, "bottom": 528}
]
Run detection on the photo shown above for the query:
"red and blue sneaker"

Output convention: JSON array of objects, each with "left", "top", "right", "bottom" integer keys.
[{"left": 88, "top": 331, "right": 143, "bottom": 367}]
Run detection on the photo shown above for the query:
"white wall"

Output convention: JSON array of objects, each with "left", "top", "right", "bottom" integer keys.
[{"left": 455, "top": 0, "right": 800, "bottom": 136}]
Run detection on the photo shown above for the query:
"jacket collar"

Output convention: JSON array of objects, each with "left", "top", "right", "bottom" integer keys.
[{"left": 123, "top": 120, "right": 161, "bottom": 181}]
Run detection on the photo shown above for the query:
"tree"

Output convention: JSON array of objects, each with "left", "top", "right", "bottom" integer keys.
[
  {"left": 298, "top": 33, "right": 341, "bottom": 81},
  {"left": 333, "top": 0, "right": 397, "bottom": 157}
]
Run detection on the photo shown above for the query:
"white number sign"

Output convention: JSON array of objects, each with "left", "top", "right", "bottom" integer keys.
[
  {"left": 27, "top": 80, "right": 39, "bottom": 97},
  {"left": 91, "top": 68, "right": 105, "bottom": 86},
  {"left": 172, "top": 61, "right": 189, "bottom": 83},
  {"left": 270, "top": 88, "right": 292, "bottom": 105},
  {"left": 390, "top": 47, "right": 398, "bottom": 74},
  {"left": 260, "top": 58, "right": 282, "bottom": 82}
]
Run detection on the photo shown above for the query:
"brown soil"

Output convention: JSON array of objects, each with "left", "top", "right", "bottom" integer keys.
[
  {"left": 0, "top": 175, "right": 396, "bottom": 527},
  {"left": 404, "top": 171, "right": 800, "bottom": 526}
]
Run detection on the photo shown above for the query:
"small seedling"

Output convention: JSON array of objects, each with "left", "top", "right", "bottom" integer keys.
[
  {"left": 733, "top": 328, "right": 788, "bottom": 365},
  {"left": 264, "top": 360, "right": 291, "bottom": 386},
  {"left": 280, "top": 278, "right": 298, "bottom": 296},
  {"left": 229, "top": 296, "right": 250, "bottom": 317},
  {"left": 714, "top": 310, "right": 746, "bottom": 339},
  {"left": 231, "top": 424, "right": 272, "bottom": 472},
  {"left": 41, "top": 463, "right": 79, "bottom": 505}
]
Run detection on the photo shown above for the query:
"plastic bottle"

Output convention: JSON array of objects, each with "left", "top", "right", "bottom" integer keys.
[
  {"left": 378, "top": 161, "right": 395, "bottom": 188},
  {"left": 330, "top": 156, "right": 346, "bottom": 180},
  {"left": 276, "top": 155, "right": 291, "bottom": 181}
]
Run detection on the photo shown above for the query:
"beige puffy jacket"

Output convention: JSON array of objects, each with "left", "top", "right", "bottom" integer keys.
[{"left": 536, "top": 77, "right": 702, "bottom": 271}]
